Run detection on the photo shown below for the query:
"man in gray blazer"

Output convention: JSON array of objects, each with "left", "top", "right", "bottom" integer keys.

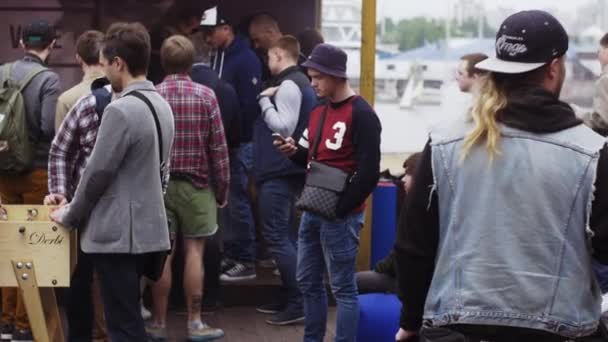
[{"left": 51, "top": 22, "right": 175, "bottom": 341}]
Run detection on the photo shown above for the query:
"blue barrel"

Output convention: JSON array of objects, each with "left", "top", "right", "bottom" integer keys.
[
  {"left": 357, "top": 293, "right": 401, "bottom": 342},
  {"left": 370, "top": 182, "right": 397, "bottom": 269}
]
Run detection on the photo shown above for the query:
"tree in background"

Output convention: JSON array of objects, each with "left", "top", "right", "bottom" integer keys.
[
  {"left": 452, "top": 17, "right": 494, "bottom": 39},
  {"left": 379, "top": 16, "right": 495, "bottom": 52}
]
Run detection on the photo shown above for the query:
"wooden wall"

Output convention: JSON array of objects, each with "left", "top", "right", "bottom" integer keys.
[{"left": 0, "top": 0, "right": 318, "bottom": 89}]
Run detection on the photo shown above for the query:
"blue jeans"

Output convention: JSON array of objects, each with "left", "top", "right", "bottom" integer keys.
[
  {"left": 258, "top": 177, "right": 303, "bottom": 309},
  {"left": 297, "top": 211, "right": 364, "bottom": 342},
  {"left": 222, "top": 142, "right": 256, "bottom": 263}
]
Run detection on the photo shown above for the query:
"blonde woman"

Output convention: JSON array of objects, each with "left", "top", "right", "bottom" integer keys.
[{"left": 395, "top": 10, "right": 608, "bottom": 342}]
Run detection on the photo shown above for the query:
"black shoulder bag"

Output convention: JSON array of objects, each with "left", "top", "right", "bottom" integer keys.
[
  {"left": 127, "top": 90, "right": 172, "bottom": 281},
  {"left": 295, "top": 105, "right": 350, "bottom": 220}
]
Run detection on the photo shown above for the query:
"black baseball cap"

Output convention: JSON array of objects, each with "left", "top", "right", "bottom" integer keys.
[
  {"left": 302, "top": 43, "right": 348, "bottom": 78},
  {"left": 199, "top": 6, "right": 229, "bottom": 27},
  {"left": 476, "top": 10, "right": 568, "bottom": 74},
  {"left": 22, "top": 19, "right": 57, "bottom": 46}
]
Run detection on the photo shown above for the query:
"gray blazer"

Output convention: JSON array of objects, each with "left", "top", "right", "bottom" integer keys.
[{"left": 62, "top": 80, "right": 175, "bottom": 254}]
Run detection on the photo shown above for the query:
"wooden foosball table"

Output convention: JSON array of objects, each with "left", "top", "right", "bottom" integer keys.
[{"left": 0, "top": 205, "right": 77, "bottom": 342}]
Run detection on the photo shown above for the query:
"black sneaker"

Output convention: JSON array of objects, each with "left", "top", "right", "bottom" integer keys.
[
  {"left": 11, "top": 329, "right": 33, "bottom": 342},
  {"left": 220, "top": 258, "right": 236, "bottom": 273},
  {"left": 220, "top": 262, "right": 256, "bottom": 282},
  {"left": 0, "top": 324, "right": 13, "bottom": 341},
  {"left": 256, "top": 301, "right": 286, "bottom": 315},
  {"left": 265, "top": 307, "right": 305, "bottom": 326}
]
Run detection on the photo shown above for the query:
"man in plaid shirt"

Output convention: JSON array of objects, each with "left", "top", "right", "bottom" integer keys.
[
  {"left": 45, "top": 78, "right": 113, "bottom": 342},
  {"left": 147, "top": 35, "right": 228, "bottom": 341},
  {"left": 47, "top": 86, "right": 107, "bottom": 202}
]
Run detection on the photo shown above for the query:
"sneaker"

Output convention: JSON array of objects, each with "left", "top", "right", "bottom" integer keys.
[
  {"left": 220, "top": 258, "right": 236, "bottom": 273},
  {"left": 10, "top": 329, "right": 33, "bottom": 342},
  {"left": 141, "top": 304, "right": 152, "bottom": 320},
  {"left": 0, "top": 324, "right": 13, "bottom": 341},
  {"left": 265, "top": 307, "right": 305, "bottom": 326},
  {"left": 272, "top": 268, "right": 281, "bottom": 277},
  {"left": 188, "top": 321, "right": 224, "bottom": 341},
  {"left": 220, "top": 263, "right": 256, "bottom": 282},
  {"left": 256, "top": 301, "right": 286, "bottom": 314},
  {"left": 145, "top": 323, "right": 167, "bottom": 341}
]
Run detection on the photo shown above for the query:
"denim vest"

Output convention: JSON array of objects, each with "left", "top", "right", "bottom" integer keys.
[{"left": 426, "top": 119, "right": 605, "bottom": 338}]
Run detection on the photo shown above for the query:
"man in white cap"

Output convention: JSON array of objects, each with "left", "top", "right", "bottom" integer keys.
[{"left": 200, "top": 6, "right": 263, "bottom": 283}]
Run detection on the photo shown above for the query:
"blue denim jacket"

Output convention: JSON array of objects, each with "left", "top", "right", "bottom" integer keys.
[{"left": 425, "top": 119, "right": 605, "bottom": 338}]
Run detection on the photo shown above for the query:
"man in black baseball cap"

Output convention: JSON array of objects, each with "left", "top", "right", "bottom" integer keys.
[
  {"left": 476, "top": 10, "right": 568, "bottom": 74},
  {"left": 0, "top": 17, "right": 60, "bottom": 342},
  {"left": 21, "top": 19, "right": 57, "bottom": 52},
  {"left": 395, "top": 10, "right": 608, "bottom": 342}
]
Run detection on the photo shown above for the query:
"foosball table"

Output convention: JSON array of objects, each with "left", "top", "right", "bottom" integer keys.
[{"left": 0, "top": 205, "right": 77, "bottom": 342}]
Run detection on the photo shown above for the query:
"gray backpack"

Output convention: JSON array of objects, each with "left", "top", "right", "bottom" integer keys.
[{"left": 0, "top": 63, "right": 46, "bottom": 173}]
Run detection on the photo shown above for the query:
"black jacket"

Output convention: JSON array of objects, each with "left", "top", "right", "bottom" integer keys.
[{"left": 191, "top": 64, "right": 241, "bottom": 152}]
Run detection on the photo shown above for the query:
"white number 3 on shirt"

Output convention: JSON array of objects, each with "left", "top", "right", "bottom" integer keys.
[{"left": 325, "top": 121, "right": 347, "bottom": 150}]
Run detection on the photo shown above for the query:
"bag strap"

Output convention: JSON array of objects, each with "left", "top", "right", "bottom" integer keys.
[
  {"left": 126, "top": 90, "right": 164, "bottom": 172},
  {"left": 18, "top": 65, "right": 47, "bottom": 92},
  {"left": 92, "top": 87, "right": 112, "bottom": 119},
  {"left": 310, "top": 104, "right": 330, "bottom": 160}
]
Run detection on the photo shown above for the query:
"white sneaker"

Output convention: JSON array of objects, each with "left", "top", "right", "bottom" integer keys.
[
  {"left": 188, "top": 321, "right": 224, "bottom": 341},
  {"left": 141, "top": 304, "right": 152, "bottom": 320}
]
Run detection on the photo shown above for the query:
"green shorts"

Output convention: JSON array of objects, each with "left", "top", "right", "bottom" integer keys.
[{"left": 165, "top": 179, "right": 218, "bottom": 239}]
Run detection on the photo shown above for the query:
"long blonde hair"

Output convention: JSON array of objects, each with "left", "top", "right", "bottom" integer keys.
[{"left": 461, "top": 74, "right": 507, "bottom": 161}]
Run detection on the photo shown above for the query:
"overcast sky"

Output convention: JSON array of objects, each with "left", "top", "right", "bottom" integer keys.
[{"left": 378, "top": 0, "right": 586, "bottom": 19}]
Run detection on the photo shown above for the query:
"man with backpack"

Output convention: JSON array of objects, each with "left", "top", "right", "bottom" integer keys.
[{"left": 0, "top": 19, "right": 61, "bottom": 342}]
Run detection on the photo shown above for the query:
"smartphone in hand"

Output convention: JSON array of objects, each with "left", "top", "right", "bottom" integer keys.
[{"left": 272, "top": 133, "right": 286, "bottom": 145}]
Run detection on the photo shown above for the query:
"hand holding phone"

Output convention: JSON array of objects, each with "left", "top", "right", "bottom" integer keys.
[
  {"left": 272, "top": 133, "right": 286, "bottom": 145},
  {"left": 273, "top": 134, "right": 297, "bottom": 157}
]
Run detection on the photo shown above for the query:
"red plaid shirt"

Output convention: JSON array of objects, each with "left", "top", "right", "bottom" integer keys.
[
  {"left": 156, "top": 74, "right": 230, "bottom": 204},
  {"left": 48, "top": 94, "right": 100, "bottom": 199}
]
